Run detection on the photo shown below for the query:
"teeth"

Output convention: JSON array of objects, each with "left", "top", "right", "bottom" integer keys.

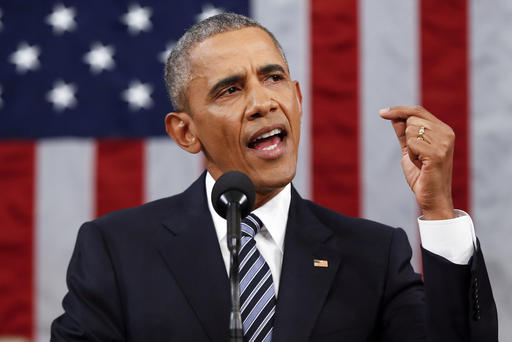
[
  {"left": 255, "top": 128, "right": 281, "bottom": 141},
  {"left": 262, "top": 143, "right": 279, "bottom": 151}
]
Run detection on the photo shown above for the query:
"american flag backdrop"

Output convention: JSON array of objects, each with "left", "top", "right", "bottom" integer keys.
[{"left": 0, "top": 0, "right": 511, "bottom": 340}]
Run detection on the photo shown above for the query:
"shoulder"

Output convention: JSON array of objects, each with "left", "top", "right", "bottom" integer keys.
[
  {"left": 303, "top": 198, "right": 398, "bottom": 239},
  {"left": 295, "top": 197, "right": 418, "bottom": 296},
  {"left": 93, "top": 193, "right": 183, "bottom": 229},
  {"left": 83, "top": 174, "right": 207, "bottom": 240},
  {"left": 299, "top": 198, "right": 411, "bottom": 259},
  {"left": 74, "top": 195, "right": 181, "bottom": 248}
]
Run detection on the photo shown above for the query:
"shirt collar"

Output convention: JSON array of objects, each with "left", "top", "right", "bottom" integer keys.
[{"left": 206, "top": 172, "right": 290, "bottom": 253}]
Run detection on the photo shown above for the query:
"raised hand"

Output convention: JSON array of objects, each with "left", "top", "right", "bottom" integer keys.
[{"left": 380, "top": 106, "right": 455, "bottom": 220}]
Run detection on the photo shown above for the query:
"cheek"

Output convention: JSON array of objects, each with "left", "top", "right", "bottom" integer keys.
[
  {"left": 278, "top": 92, "right": 302, "bottom": 133},
  {"left": 276, "top": 83, "right": 300, "bottom": 110},
  {"left": 198, "top": 115, "right": 241, "bottom": 149}
]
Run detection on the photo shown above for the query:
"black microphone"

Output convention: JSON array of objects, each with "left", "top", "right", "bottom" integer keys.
[
  {"left": 212, "top": 170, "right": 255, "bottom": 220},
  {"left": 211, "top": 171, "right": 255, "bottom": 342}
]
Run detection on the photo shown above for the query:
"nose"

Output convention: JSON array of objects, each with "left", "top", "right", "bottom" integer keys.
[{"left": 244, "top": 81, "right": 277, "bottom": 120}]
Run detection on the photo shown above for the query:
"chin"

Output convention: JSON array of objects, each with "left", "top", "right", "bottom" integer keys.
[{"left": 252, "top": 166, "right": 296, "bottom": 192}]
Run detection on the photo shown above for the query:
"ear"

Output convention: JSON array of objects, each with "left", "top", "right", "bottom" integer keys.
[
  {"left": 165, "top": 112, "right": 202, "bottom": 154},
  {"left": 294, "top": 81, "right": 303, "bottom": 116}
]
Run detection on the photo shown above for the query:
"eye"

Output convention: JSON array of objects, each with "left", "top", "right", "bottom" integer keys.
[
  {"left": 220, "top": 86, "right": 239, "bottom": 97},
  {"left": 269, "top": 74, "right": 283, "bottom": 82},
  {"left": 264, "top": 74, "right": 285, "bottom": 85}
]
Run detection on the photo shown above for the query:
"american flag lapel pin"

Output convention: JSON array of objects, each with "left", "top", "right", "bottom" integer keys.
[{"left": 313, "top": 259, "right": 328, "bottom": 268}]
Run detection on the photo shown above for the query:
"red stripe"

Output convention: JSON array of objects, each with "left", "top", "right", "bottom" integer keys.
[
  {"left": 95, "top": 140, "right": 144, "bottom": 217},
  {"left": 312, "top": 0, "right": 360, "bottom": 216},
  {"left": 421, "top": 0, "right": 469, "bottom": 212},
  {"left": 0, "top": 142, "right": 35, "bottom": 339}
]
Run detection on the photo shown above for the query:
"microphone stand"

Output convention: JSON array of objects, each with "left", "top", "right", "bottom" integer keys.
[{"left": 226, "top": 202, "right": 243, "bottom": 342}]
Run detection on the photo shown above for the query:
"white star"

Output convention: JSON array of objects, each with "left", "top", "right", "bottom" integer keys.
[
  {"left": 83, "top": 43, "right": 115, "bottom": 73},
  {"left": 46, "top": 4, "right": 76, "bottom": 34},
  {"left": 10, "top": 42, "right": 41, "bottom": 73},
  {"left": 122, "top": 80, "right": 153, "bottom": 110},
  {"left": 159, "top": 41, "right": 175, "bottom": 64},
  {"left": 196, "top": 4, "right": 224, "bottom": 22},
  {"left": 46, "top": 80, "right": 77, "bottom": 112},
  {"left": 121, "top": 4, "right": 152, "bottom": 35}
]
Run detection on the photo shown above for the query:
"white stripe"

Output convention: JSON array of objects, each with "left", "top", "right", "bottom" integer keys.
[
  {"left": 35, "top": 139, "right": 95, "bottom": 342},
  {"left": 262, "top": 327, "right": 273, "bottom": 342},
  {"left": 360, "top": 0, "right": 421, "bottom": 270},
  {"left": 241, "top": 257, "right": 265, "bottom": 293},
  {"left": 243, "top": 286, "right": 274, "bottom": 331},
  {"left": 470, "top": 0, "right": 512, "bottom": 339},
  {"left": 249, "top": 306, "right": 275, "bottom": 342},
  {"left": 245, "top": 215, "right": 259, "bottom": 232},
  {"left": 251, "top": 0, "right": 311, "bottom": 198},
  {"left": 241, "top": 224, "right": 254, "bottom": 237},
  {"left": 145, "top": 138, "right": 203, "bottom": 202},
  {"left": 241, "top": 269, "right": 272, "bottom": 312},
  {"left": 240, "top": 245, "right": 258, "bottom": 271}
]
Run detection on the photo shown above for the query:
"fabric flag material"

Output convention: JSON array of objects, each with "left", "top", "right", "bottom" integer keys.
[{"left": 0, "top": 0, "right": 511, "bottom": 341}]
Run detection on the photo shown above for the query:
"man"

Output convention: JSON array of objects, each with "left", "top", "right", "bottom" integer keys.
[{"left": 51, "top": 13, "right": 497, "bottom": 341}]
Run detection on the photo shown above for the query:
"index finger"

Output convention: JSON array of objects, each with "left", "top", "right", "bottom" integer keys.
[
  {"left": 379, "top": 105, "right": 440, "bottom": 123},
  {"left": 389, "top": 118, "right": 407, "bottom": 150}
]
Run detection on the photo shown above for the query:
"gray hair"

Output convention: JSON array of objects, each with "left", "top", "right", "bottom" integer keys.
[{"left": 164, "top": 13, "right": 287, "bottom": 112}]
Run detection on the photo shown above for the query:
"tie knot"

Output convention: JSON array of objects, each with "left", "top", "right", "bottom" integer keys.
[{"left": 241, "top": 213, "right": 263, "bottom": 238}]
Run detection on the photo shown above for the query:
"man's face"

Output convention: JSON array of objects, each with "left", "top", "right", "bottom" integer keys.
[{"left": 185, "top": 27, "right": 302, "bottom": 196}]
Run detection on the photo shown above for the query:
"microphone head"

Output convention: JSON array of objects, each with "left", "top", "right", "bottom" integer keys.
[{"left": 211, "top": 171, "right": 255, "bottom": 219}]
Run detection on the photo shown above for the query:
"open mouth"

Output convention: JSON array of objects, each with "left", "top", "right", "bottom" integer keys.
[{"left": 247, "top": 127, "right": 287, "bottom": 151}]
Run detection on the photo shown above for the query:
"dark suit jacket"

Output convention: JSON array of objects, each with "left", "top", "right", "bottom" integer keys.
[{"left": 51, "top": 173, "right": 497, "bottom": 341}]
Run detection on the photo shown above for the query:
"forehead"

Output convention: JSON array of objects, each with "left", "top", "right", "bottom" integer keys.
[{"left": 188, "top": 27, "right": 287, "bottom": 78}]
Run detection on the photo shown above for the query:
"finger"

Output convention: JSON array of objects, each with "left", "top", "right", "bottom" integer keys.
[
  {"left": 389, "top": 119, "right": 433, "bottom": 151},
  {"left": 380, "top": 105, "right": 441, "bottom": 123},
  {"left": 406, "top": 131, "right": 452, "bottom": 167},
  {"left": 406, "top": 135, "right": 435, "bottom": 165},
  {"left": 390, "top": 118, "right": 407, "bottom": 149},
  {"left": 401, "top": 129, "right": 424, "bottom": 169},
  {"left": 406, "top": 116, "right": 434, "bottom": 130},
  {"left": 405, "top": 124, "right": 432, "bottom": 144},
  {"left": 406, "top": 145, "right": 423, "bottom": 170}
]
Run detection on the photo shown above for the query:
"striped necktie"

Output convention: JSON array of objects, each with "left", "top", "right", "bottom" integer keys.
[{"left": 239, "top": 213, "right": 276, "bottom": 342}]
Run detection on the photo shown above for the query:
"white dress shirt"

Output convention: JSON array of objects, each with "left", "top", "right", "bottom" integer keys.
[
  {"left": 206, "top": 172, "right": 290, "bottom": 294},
  {"left": 418, "top": 210, "right": 477, "bottom": 264},
  {"left": 205, "top": 172, "right": 477, "bottom": 297}
]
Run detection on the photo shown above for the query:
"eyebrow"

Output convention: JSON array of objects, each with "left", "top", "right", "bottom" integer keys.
[
  {"left": 208, "top": 74, "right": 244, "bottom": 98},
  {"left": 207, "top": 64, "right": 288, "bottom": 98},
  {"left": 258, "top": 64, "right": 286, "bottom": 75}
]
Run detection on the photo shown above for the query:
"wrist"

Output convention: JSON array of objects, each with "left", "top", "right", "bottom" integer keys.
[
  {"left": 421, "top": 208, "right": 455, "bottom": 220},
  {"left": 420, "top": 197, "right": 454, "bottom": 220}
]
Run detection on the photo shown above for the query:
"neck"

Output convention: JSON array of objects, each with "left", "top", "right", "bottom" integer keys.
[
  {"left": 254, "top": 186, "right": 285, "bottom": 209},
  {"left": 206, "top": 166, "right": 286, "bottom": 210}
]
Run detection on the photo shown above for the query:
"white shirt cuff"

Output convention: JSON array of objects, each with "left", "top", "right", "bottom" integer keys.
[{"left": 418, "top": 209, "right": 477, "bottom": 265}]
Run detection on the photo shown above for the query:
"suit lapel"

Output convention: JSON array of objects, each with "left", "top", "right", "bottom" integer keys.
[
  {"left": 157, "top": 174, "right": 230, "bottom": 342},
  {"left": 272, "top": 188, "right": 343, "bottom": 342}
]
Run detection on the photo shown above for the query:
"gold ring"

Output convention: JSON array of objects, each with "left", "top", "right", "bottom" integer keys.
[{"left": 417, "top": 126, "right": 425, "bottom": 141}]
